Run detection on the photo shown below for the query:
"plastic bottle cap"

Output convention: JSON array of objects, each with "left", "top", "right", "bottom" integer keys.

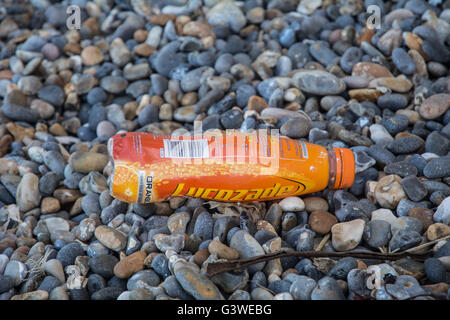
[{"left": 333, "top": 147, "right": 355, "bottom": 189}]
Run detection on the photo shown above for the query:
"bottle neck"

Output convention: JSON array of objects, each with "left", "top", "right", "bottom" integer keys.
[
  {"left": 327, "top": 148, "right": 337, "bottom": 189},
  {"left": 327, "top": 147, "right": 355, "bottom": 190}
]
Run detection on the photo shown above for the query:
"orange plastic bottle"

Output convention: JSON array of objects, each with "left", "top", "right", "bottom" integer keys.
[{"left": 108, "top": 130, "right": 355, "bottom": 203}]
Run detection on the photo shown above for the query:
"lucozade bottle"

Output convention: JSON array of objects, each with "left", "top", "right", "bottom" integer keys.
[{"left": 107, "top": 131, "right": 355, "bottom": 203}]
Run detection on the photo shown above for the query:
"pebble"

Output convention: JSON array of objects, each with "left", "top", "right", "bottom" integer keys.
[
  {"left": 89, "top": 255, "right": 118, "bottom": 279},
  {"left": 229, "top": 230, "right": 266, "bottom": 273},
  {"left": 434, "top": 197, "right": 450, "bottom": 225},
  {"left": 278, "top": 197, "right": 305, "bottom": 212},
  {"left": 127, "top": 270, "right": 161, "bottom": 291},
  {"left": 280, "top": 118, "right": 311, "bottom": 139},
  {"left": 11, "top": 290, "right": 49, "bottom": 301},
  {"left": 0, "top": 275, "right": 14, "bottom": 296},
  {"left": 114, "top": 251, "right": 146, "bottom": 279},
  {"left": 69, "top": 151, "right": 109, "bottom": 173},
  {"left": 389, "top": 229, "right": 422, "bottom": 252},
  {"left": 251, "top": 287, "right": 274, "bottom": 300},
  {"left": 328, "top": 257, "right": 358, "bottom": 280},
  {"left": 400, "top": 176, "right": 427, "bottom": 202},
  {"left": 2, "top": 104, "right": 39, "bottom": 123},
  {"left": 375, "top": 175, "right": 407, "bottom": 209},
  {"left": 94, "top": 226, "right": 127, "bottom": 252},
  {"left": 100, "top": 76, "right": 128, "bottom": 94},
  {"left": 207, "top": 1, "right": 246, "bottom": 33},
  {"left": 426, "top": 223, "right": 450, "bottom": 241},
  {"left": 384, "top": 162, "right": 418, "bottom": 178},
  {"left": 331, "top": 219, "right": 365, "bottom": 251},
  {"left": 155, "top": 234, "right": 185, "bottom": 253},
  {"left": 208, "top": 240, "right": 239, "bottom": 260},
  {"left": 44, "top": 259, "right": 65, "bottom": 283},
  {"left": 352, "top": 62, "right": 393, "bottom": 81},
  {"left": 289, "top": 275, "right": 317, "bottom": 300},
  {"left": 424, "top": 258, "right": 448, "bottom": 283},
  {"left": 38, "top": 276, "right": 61, "bottom": 293},
  {"left": 369, "top": 124, "right": 394, "bottom": 144},
  {"left": 311, "top": 276, "right": 345, "bottom": 300},
  {"left": 17, "top": 173, "right": 41, "bottom": 212},
  {"left": 392, "top": 48, "right": 416, "bottom": 75},
  {"left": 382, "top": 115, "right": 409, "bottom": 136},
  {"left": 292, "top": 70, "right": 346, "bottom": 95},
  {"left": 81, "top": 46, "right": 104, "bottom": 66},
  {"left": 419, "top": 94, "right": 450, "bottom": 120},
  {"left": 4, "top": 260, "right": 27, "bottom": 286},
  {"left": 91, "top": 287, "right": 124, "bottom": 300},
  {"left": 408, "top": 207, "right": 433, "bottom": 232},
  {"left": 387, "top": 136, "right": 423, "bottom": 155},
  {"left": 363, "top": 220, "right": 391, "bottom": 248},
  {"left": 110, "top": 38, "right": 131, "bottom": 67},
  {"left": 377, "top": 94, "right": 408, "bottom": 111},
  {"left": 423, "top": 156, "right": 450, "bottom": 179},
  {"left": 38, "top": 85, "right": 64, "bottom": 108},
  {"left": 175, "top": 266, "right": 224, "bottom": 300},
  {"left": 56, "top": 242, "right": 84, "bottom": 268},
  {"left": 391, "top": 216, "right": 423, "bottom": 235},
  {"left": 308, "top": 211, "right": 338, "bottom": 235}
]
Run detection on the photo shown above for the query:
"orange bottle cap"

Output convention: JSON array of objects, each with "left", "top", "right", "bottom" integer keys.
[{"left": 333, "top": 147, "right": 355, "bottom": 190}]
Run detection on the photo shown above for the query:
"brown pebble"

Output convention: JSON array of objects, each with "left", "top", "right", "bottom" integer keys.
[
  {"left": 408, "top": 207, "right": 434, "bottom": 232},
  {"left": 133, "top": 29, "right": 148, "bottom": 43},
  {"left": 193, "top": 249, "right": 210, "bottom": 266},
  {"left": 150, "top": 14, "right": 176, "bottom": 26},
  {"left": 356, "top": 259, "right": 367, "bottom": 270},
  {"left": 113, "top": 251, "right": 147, "bottom": 279},
  {"left": 419, "top": 94, "right": 450, "bottom": 120},
  {"left": 0, "top": 134, "right": 13, "bottom": 157},
  {"left": 426, "top": 223, "right": 450, "bottom": 241},
  {"left": 181, "top": 92, "right": 197, "bottom": 106},
  {"left": 49, "top": 123, "right": 68, "bottom": 136},
  {"left": 133, "top": 43, "right": 155, "bottom": 56},
  {"left": 208, "top": 240, "right": 239, "bottom": 260},
  {"left": 423, "top": 283, "right": 449, "bottom": 295},
  {"left": 368, "top": 76, "right": 413, "bottom": 93},
  {"left": 348, "top": 88, "right": 383, "bottom": 102},
  {"left": 357, "top": 28, "right": 375, "bottom": 46},
  {"left": 309, "top": 210, "right": 338, "bottom": 235},
  {"left": 0, "top": 237, "right": 17, "bottom": 253},
  {"left": 404, "top": 32, "right": 429, "bottom": 60},
  {"left": 143, "top": 252, "right": 160, "bottom": 269},
  {"left": 248, "top": 95, "right": 268, "bottom": 112},
  {"left": 0, "top": 69, "right": 13, "bottom": 80},
  {"left": 81, "top": 46, "right": 104, "bottom": 66},
  {"left": 352, "top": 62, "right": 393, "bottom": 81},
  {"left": 6, "top": 122, "right": 34, "bottom": 142},
  {"left": 41, "top": 197, "right": 61, "bottom": 214},
  {"left": 53, "top": 188, "right": 82, "bottom": 204},
  {"left": 182, "top": 21, "right": 215, "bottom": 39}
]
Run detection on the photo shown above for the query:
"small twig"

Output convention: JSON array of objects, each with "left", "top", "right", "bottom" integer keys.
[
  {"left": 206, "top": 249, "right": 430, "bottom": 277},
  {"left": 405, "top": 235, "right": 450, "bottom": 253},
  {"left": 206, "top": 235, "right": 450, "bottom": 277},
  {"left": 315, "top": 233, "right": 330, "bottom": 252}
]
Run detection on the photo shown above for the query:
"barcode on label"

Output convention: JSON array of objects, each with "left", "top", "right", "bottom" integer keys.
[{"left": 163, "top": 139, "right": 209, "bottom": 158}]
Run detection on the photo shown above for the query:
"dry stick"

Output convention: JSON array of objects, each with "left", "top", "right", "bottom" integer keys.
[
  {"left": 404, "top": 234, "right": 450, "bottom": 253},
  {"left": 315, "top": 233, "right": 330, "bottom": 252},
  {"left": 206, "top": 235, "right": 450, "bottom": 277}
]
